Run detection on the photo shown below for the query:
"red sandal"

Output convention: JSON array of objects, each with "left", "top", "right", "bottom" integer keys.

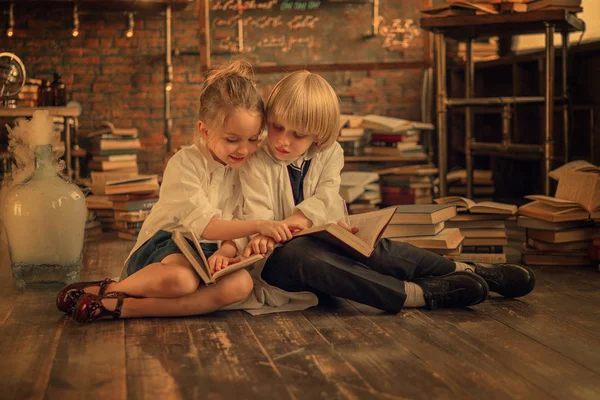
[
  {"left": 71, "top": 292, "right": 126, "bottom": 323},
  {"left": 56, "top": 278, "right": 115, "bottom": 315}
]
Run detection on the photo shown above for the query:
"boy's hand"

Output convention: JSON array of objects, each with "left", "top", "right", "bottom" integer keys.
[
  {"left": 337, "top": 221, "right": 359, "bottom": 234},
  {"left": 257, "top": 220, "right": 304, "bottom": 242},
  {"left": 243, "top": 234, "right": 276, "bottom": 257},
  {"left": 207, "top": 253, "right": 240, "bottom": 274}
]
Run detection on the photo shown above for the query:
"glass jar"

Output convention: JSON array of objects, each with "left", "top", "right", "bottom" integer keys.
[{"left": 2, "top": 144, "right": 87, "bottom": 288}]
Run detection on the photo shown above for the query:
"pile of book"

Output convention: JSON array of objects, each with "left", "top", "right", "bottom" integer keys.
[
  {"left": 378, "top": 164, "right": 438, "bottom": 206},
  {"left": 85, "top": 175, "right": 159, "bottom": 241},
  {"left": 340, "top": 171, "right": 381, "bottom": 214},
  {"left": 86, "top": 122, "right": 140, "bottom": 177},
  {"left": 421, "top": 0, "right": 583, "bottom": 17},
  {"left": 338, "top": 115, "right": 367, "bottom": 156},
  {"left": 456, "top": 38, "right": 499, "bottom": 62},
  {"left": 518, "top": 169, "right": 599, "bottom": 266},
  {"left": 15, "top": 78, "right": 42, "bottom": 108},
  {"left": 337, "top": 114, "right": 433, "bottom": 161},
  {"left": 361, "top": 114, "right": 432, "bottom": 160},
  {"left": 435, "top": 169, "right": 494, "bottom": 200},
  {"left": 434, "top": 196, "right": 517, "bottom": 263},
  {"left": 383, "top": 204, "right": 464, "bottom": 257},
  {"left": 84, "top": 209, "right": 102, "bottom": 243}
]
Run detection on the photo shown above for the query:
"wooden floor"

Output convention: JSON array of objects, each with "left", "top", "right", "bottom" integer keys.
[{"left": 1, "top": 234, "right": 599, "bottom": 400}]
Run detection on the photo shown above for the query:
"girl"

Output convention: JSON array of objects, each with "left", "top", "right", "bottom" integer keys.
[
  {"left": 56, "top": 60, "right": 301, "bottom": 322},
  {"left": 239, "top": 70, "right": 536, "bottom": 313}
]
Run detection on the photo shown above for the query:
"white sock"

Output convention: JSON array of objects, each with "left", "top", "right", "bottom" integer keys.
[
  {"left": 404, "top": 282, "right": 426, "bottom": 308},
  {"left": 454, "top": 262, "right": 474, "bottom": 273}
]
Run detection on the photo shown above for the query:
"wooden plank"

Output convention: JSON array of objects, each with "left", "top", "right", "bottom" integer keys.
[
  {"left": 431, "top": 307, "right": 600, "bottom": 400},
  {"left": 44, "top": 235, "right": 128, "bottom": 398},
  {"left": 126, "top": 318, "right": 204, "bottom": 399},
  {"left": 184, "top": 310, "right": 294, "bottom": 399},
  {"left": 0, "top": 237, "right": 22, "bottom": 323},
  {"left": 477, "top": 299, "right": 600, "bottom": 374},
  {"left": 351, "top": 302, "right": 555, "bottom": 400},
  {"left": 523, "top": 291, "right": 600, "bottom": 337},
  {"left": 302, "top": 301, "right": 460, "bottom": 399},
  {"left": 242, "top": 310, "right": 393, "bottom": 399},
  {"left": 0, "top": 290, "right": 64, "bottom": 400}
]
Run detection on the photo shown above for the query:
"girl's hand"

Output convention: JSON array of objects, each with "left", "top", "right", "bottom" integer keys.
[
  {"left": 337, "top": 221, "right": 359, "bottom": 234},
  {"left": 243, "top": 234, "right": 276, "bottom": 257},
  {"left": 207, "top": 253, "right": 240, "bottom": 274},
  {"left": 257, "top": 220, "right": 304, "bottom": 242}
]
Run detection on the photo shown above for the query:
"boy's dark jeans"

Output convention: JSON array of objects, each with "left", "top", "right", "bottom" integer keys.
[{"left": 262, "top": 237, "right": 456, "bottom": 312}]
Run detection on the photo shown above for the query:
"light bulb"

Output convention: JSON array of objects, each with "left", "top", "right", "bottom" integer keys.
[
  {"left": 72, "top": 28, "right": 79, "bottom": 37},
  {"left": 126, "top": 29, "right": 133, "bottom": 38},
  {"left": 6, "top": 28, "right": 13, "bottom": 37}
]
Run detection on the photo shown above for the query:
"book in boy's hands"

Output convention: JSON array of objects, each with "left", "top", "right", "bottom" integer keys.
[
  {"left": 172, "top": 230, "right": 264, "bottom": 285},
  {"left": 292, "top": 207, "right": 397, "bottom": 258},
  {"left": 434, "top": 196, "right": 517, "bottom": 215}
]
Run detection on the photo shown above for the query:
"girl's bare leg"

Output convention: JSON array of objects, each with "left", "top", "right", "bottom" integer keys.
[
  {"left": 97, "top": 269, "right": 253, "bottom": 318},
  {"left": 85, "top": 254, "right": 200, "bottom": 298}
]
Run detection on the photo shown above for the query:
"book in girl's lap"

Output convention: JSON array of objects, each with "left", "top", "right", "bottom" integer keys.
[{"left": 238, "top": 70, "right": 536, "bottom": 313}]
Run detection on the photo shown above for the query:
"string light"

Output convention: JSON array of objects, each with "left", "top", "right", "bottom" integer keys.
[
  {"left": 6, "top": 3, "right": 14, "bottom": 37},
  {"left": 125, "top": 12, "right": 134, "bottom": 38},
  {"left": 72, "top": 5, "right": 79, "bottom": 37}
]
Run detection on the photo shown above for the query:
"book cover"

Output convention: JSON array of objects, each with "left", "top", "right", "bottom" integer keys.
[
  {"left": 172, "top": 230, "right": 264, "bottom": 285},
  {"left": 292, "top": 207, "right": 397, "bottom": 258}
]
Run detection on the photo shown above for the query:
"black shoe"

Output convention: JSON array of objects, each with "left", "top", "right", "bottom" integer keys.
[
  {"left": 414, "top": 271, "right": 489, "bottom": 310},
  {"left": 465, "top": 262, "right": 536, "bottom": 298}
]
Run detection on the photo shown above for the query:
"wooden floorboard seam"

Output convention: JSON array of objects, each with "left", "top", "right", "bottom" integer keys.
[{"left": 241, "top": 312, "right": 298, "bottom": 400}]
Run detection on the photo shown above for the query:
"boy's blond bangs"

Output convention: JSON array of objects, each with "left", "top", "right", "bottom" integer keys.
[{"left": 267, "top": 72, "right": 340, "bottom": 149}]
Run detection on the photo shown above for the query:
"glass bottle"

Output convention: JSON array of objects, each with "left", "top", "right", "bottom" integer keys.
[
  {"left": 2, "top": 144, "right": 87, "bottom": 288},
  {"left": 39, "top": 80, "right": 53, "bottom": 107},
  {"left": 51, "top": 72, "right": 67, "bottom": 106}
]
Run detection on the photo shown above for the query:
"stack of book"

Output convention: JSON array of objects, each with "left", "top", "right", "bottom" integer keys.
[
  {"left": 434, "top": 196, "right": 518, "bottom": 263},
  {"left": 87, "top": 125, "right": 140, "bottom": 176},
  {"left": 340, "top": 171, "right": 381, "bottom": 214},
  {"left": 338, "top": 115, "right": 366, "bottom": 156},
  {"left": 84, "top": 209, "right": 103, "bottom": 243},
  {"left": 360, "top": 114, "right": 432, "bottom": 160},
  {"left": 384, "top": 204, "right": 464, "bottom": 256},
  {"left": 378, "top": 164, "right": 438, "bottom": 206},
  {"left": 105, "top": 175, "right": 160, "bottom": 241},
  {"left": 421, "top": 0, "right": 582, "bottom": 17},
  {"left": 16, "top": 78, "right": 41, "bottom": 108},
  {"left": 85, "top": 194, "right": 114, "bottom": 232},
  {"left": 518, "top": 170, "right": 599, "bottom": 266},
  {"left": 442, "top": 169, "right": 494, "bottom": 200}
]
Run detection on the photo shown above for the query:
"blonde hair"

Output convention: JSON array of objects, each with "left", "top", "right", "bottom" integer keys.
[
  {"left": 196, "top": 59, "right": 264, "bottom": 144},
  {"left": 266, "top": 70, "right": 340, "bottom": 150}
]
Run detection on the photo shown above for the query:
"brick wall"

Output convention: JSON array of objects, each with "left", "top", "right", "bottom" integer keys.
[{"left": 0, "top": 1, "right": 424, "bottom": 175}]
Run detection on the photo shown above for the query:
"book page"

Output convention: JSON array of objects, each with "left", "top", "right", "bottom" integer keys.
[
  {"left": 172, "top": 231, "right": 211, "bottom": 285},
  {"left": 555, "top": 172, "right": 600, "bottom": 212},
  {"left": 525, "top": 195, "right": 580, "bottom": 209},
  {"left": 434, "top": 196, "right": 476, "bottom": 209},
  {"left": 212, "top": 254, "right": 264, "bottom": 281},
  {"left": 472, "top": 201, "right": 517, "bottom": 214},
  {"left": 549, "top": 160, "right": 600, "bottom": 181},
  {"left": 348, "top": 207, "right": 396, "bottom": 248}
]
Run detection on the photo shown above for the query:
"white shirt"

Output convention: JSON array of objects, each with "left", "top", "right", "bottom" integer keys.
[
  {"left": 241, "top": 140, "right": 346, "bottom": 226},
  {"left": 119, "top": 144, "right": 245, "bottom": 279},
  {"left": 225, "top": 140, "right": 345, "bottom": 315}
]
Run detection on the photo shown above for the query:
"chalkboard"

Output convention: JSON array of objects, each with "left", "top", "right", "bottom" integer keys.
[{"left": 207, "top": 0, "right": 431, "bottom": 69}]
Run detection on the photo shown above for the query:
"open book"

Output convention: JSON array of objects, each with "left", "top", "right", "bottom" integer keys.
[
  {"left": 523, "top": 171, "right": 599, "bottom": 218},
  {"left": 172, "top": 230, "right": 264, "bottom": 285},
  {"left": 292, "top": 207, "right": 397, "bottom": 258},
  {"left": 105, "top": 174, "right": 159, "bottom": 195},
  {"left": 434, "top": 196, "right": 517, "bottom": 215},
  {"left": 549, "top": 160, "right": 599, "bottom": 181}
]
